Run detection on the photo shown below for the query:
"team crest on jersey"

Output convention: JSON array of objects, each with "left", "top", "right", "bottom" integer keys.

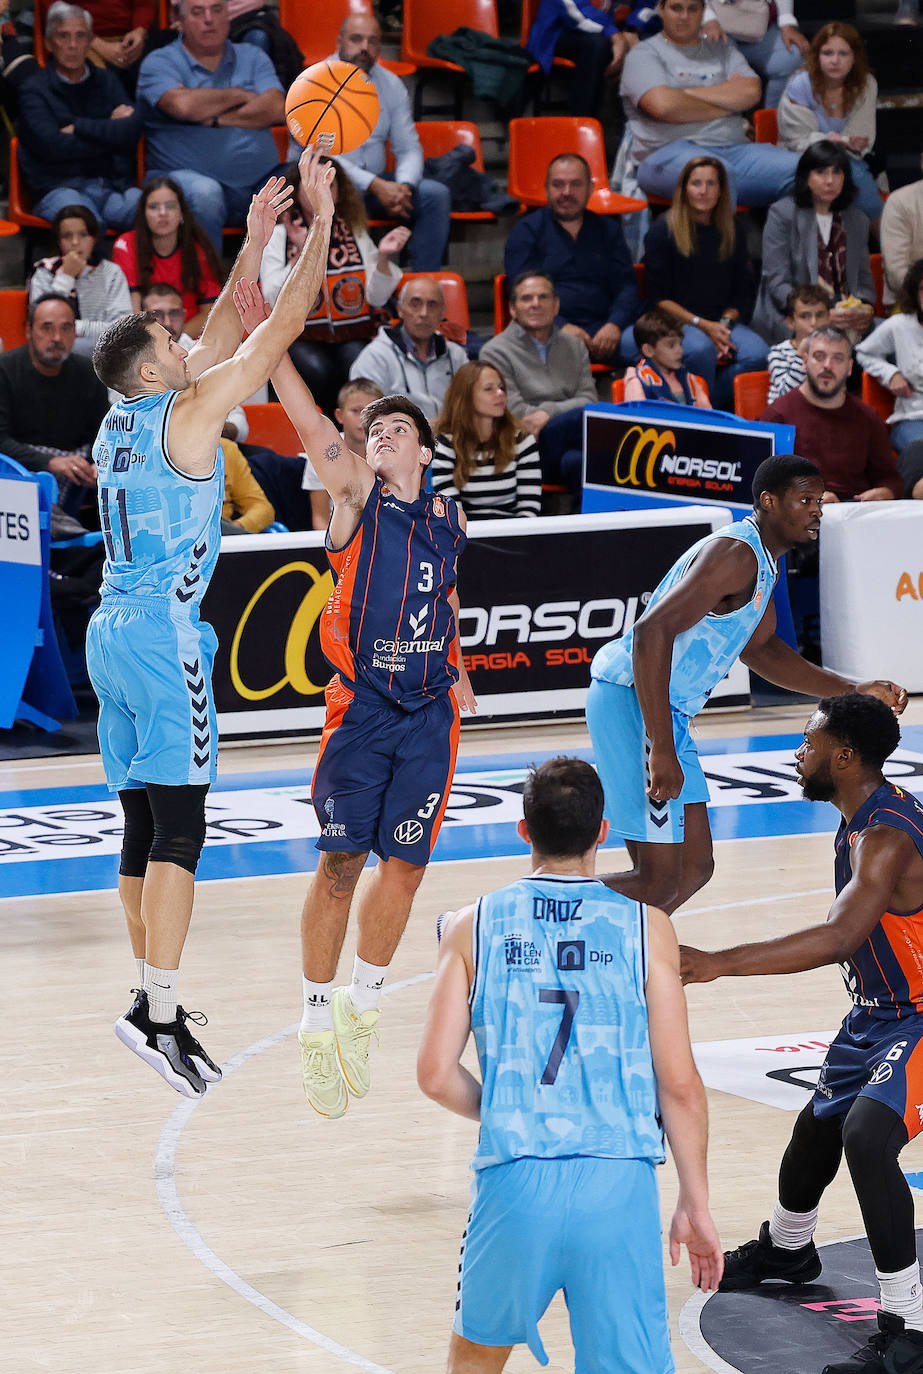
[
  {"left": 504, "top": 933, "right": 542, "bottom": 969},
  {"left": 432, "top": 495, "right": 445, "bottom": 518}
]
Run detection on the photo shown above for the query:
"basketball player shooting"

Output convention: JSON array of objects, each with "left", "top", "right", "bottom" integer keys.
[
  {"left": 682, "top": 695, "right": 923, "bottom": 1374},
  {"left": 86, "top": 147, "right": 336, "bottom": 1100},
  {"left": 233, "top": 273, "right": 476, "bottom": 1121},
  {"left": 586, "top": 455, "right": 907, "bottom": 916}
]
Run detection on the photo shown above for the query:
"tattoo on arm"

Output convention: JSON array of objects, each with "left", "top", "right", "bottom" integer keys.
[
  {"left": 321, "top": 850, "right": 367, "bottom": 899},
  {"left": 322, "top": 441, "right": 342, "bottom": 463}
]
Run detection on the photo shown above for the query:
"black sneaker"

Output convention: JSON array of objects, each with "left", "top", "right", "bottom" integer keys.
[
  {"left": 720, "top": 1220, "right": 822, "bottom": 1291},
  {"left": 113, "top": 989, "right": 206, "bottom": 1098},
  {"left": 822, "top": 1311, "right": 923, "bottom": 1373},
  {"left": 175, "top": 1006, "right": 222, "bottom": 1084}
]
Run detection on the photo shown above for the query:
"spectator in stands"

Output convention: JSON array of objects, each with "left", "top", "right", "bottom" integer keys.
[
  {"left": 113, "top": 178, "right": 224, "bottom": 336},
  {"left": 625, "top": 155, "right": 765, "bottom": 410},
  {"left": 135, "top": 0, "right": 286, "bottom": 252},
  {"left": 220, "top": 438, "right": 274, "bottom": 532},
  {"left": 880, "top": 151, "right": 923, "bottom": 304},
  {"left": 767, "top": 283, "right": 831, "bottom": 402},
  {"left": 29, "top": 204, "right": 132, "bottom": 356},
  {"left": 856, "top": 258, "right": 923, "bottom": 458},
  {"left": 225, "top": 0, "right": 304, "bottom": 87},
  {"left": 481, "top": 271, "right": 596, "bottom": 500},
  {"left": 526, "top": 0, "right": 652, "bottom": 117},
  {"left": 61, "top": 0, "right": 157, "bottom": 91},
  {"left": 432, "top": 362, "right": 542, "bottom": 519},
  {"left": 753, "top": 140, "right": 875, "bottom": 345},
  {"left": 17, "top": 1, "right": 143, "bottom": 231},
  {"left": 139, "top": 282, "right": 248, "bottom": 444},
  {"left": 619, "top": 0, "right": 798, "bottom": 208},
  {"left": 0, "top": 294, "right": 109, "bottom": 526},
  {"left": 623, "top": 308, "right": 712, "bottom": 406},
  {"left": 333, "top": 13, "right": 451, "bottom": 272},
  {"left": 260, "top": 156, "right": 408, "bottom": 416},
  {"left": 777, "top": 23, "right": 882, "bottom": 223},
  {"left": 503, "top": 152, "right": 640, "bottom": 365},
  {"left": 761, "top": 326, "right": 903, "bottom": 501},
  {"left": 300, "top": 377, "right": 383, "bottom": 529},
  {"left": 700, "top": 0, "right": 808, "bottom": 109},
  {"left": 348, "top": 276, "right": 467, "bottom": 422}
]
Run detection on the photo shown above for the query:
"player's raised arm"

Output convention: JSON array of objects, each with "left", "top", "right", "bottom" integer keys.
[
  {"left": 681, "top": 824, "right": 913, "bottom": 986},
  {"left": 645, "top": 907, "right": 724, "bottom": 1293},
  {"left": 417, "top": 906, "right": 481, "bottom": 1120},
  {"left": 633, "top": 539, "right": 761, "bottom": 802},
  {"left": 448, "top": 586, "right": 477, "bottom": 716}
]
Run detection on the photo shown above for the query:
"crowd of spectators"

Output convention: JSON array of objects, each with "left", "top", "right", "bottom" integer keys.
[{"left": 4, "top": 0, "right": 923, "bottom": 604}]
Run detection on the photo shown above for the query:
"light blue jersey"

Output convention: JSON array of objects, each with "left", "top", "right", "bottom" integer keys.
[
  {"left": 469, "top": 874, "right": 664, "bottom": 1171},
  {"left": 591, "top": 514, "right": 777, "bottom": 717},
  {"left": 93, "top": 390, "right": 223, "bottom": 612}
]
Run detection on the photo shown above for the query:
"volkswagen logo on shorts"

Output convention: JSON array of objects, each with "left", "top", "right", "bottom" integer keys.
[
  {"left": 869, "top": 1061, "right": 893, "bottom": 1085},
  {"left": 394, "top": 819, "right": 424, "bottom": 845}
]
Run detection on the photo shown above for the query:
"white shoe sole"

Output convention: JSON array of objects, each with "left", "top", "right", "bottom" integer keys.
[
  {"left": 114, "top": 1016, "right": 205, "bottom": 1098},
  {"left": 187, "top": 1052, "right": 222, "bottom": 1083}
]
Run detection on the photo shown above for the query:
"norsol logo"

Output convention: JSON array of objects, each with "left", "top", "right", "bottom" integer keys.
[
  {"left": 896, "top": 572, "right": 923, "bottom": 601},
  {"left": 230, "top": 561, "right": 334, "bottom": 701},
  {"left": 613, "top": 426, "right": 676, "bottom": 487}
]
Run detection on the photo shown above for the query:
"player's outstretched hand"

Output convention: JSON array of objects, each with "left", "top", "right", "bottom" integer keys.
[
  {"left": 670, "top": 1204, "right": 724, "bottom": 1292},
  {"left": 298, "top": 143, "right": 337, "bottom": 223},
  {"left": 679, "top": 945, "right": 718, "bottom": 985},
  {"left": 646, "top": 743, "right": 684, "bottom": 802},
  {"left": 857, "top": 680, "right": 908, "bottom": 716},
  {"left": 233, "top": 279, "right": 272, "bottom": 336},
  {"left": 452, "top": 662, "right": 478, "bottom": 715},
  {"left": 246, "top": 175, "right": 294, "bottom": 251}
]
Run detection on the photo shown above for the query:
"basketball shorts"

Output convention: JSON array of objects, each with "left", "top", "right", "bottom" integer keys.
[
  {"left": 454, "top": 1156, "right": 674, "bottom": 1373},
  {"left": 586, "top": 678, "right": 708, "bottom": 845},
  {"left": 311, "top": 676, "right": 460, "bottom": 865},
  {"left": 813, "top": 1008, "right": 923, "bottom": 1140},
  {"left": 86, "top": 598, "right": 218, "bottom": 792}
]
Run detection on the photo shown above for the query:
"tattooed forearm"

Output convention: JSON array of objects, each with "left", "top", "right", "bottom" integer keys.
[
  {"left": 322, "top": 440, "right": 342, "bottom": 463},
  {"left": 321, "top": 850, "right": 367, "bottom": 898}
]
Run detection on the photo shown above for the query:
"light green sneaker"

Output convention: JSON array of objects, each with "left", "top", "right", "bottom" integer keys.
[
  {"left": 331, "top": 987, "right": 381, "bottom": 1098},
  {"left": 298, "top": 1028, "right": 348, "bottom": 1118}
]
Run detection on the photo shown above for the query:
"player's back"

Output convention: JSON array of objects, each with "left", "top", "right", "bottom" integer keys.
[
  {"left": 836, "top": 782, "right": 923, "bottom": 1020},
  {"left": 321, "top": 479, "right": 465, "bottom": 711},
  {"left": 591, "top": 514, "right": 777, "bottom": 716},
  {"left": 93, "top": 390, "right": 223, "bottom": 613},
  {"left": 469, "top": 874, "right": 665, "bottom": 1169}
]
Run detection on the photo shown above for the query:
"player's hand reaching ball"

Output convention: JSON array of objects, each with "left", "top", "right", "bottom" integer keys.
[
  {"left": 857, "top": 681, "right": 908, "bottom": 716},
  {"left": 246, "top": 176, "right": 295, "bottom": 251},
  {"left": 299, "top": 143, "right": 337, "bottom": 223}
]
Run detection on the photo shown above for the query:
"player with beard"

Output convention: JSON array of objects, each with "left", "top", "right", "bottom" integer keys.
[
  {"left": 85, "top": 148, "right": 335, "bottom": 1099},
  {"left": 762, "top": 326, "right": 904, "bottom": 503},
  {"left": 682, "top": 694, "right": 923, "bottom": 1374},
  {"left": 586, "top": 454, "right": 906, "bottom": 915}
]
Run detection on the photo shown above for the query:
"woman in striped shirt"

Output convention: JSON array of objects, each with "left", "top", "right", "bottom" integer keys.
[{"left": 431, "top": 361, "right": 542, "bottom": 519}]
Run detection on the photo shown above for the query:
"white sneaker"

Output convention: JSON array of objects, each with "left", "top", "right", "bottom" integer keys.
[
  {"left": 298, "top": 1028, "right": 347, "bottom": 1118},
  {"left": 331, "top": 987, "right": 380, "bottom": 1098}
]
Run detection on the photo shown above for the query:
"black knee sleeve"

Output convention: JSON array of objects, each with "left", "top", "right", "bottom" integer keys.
[
  {"left": 842, "top": 1096, "right": 914, "bottom": 1273},
  {"left": 146, "top": 783, "right": 210, "bottom": 876},
  {"left": 118, "top": 788, "right": 155, "bottom": 877},
  {"left": 779, "top": 1101, "right": 845, "bottom": 1212}
]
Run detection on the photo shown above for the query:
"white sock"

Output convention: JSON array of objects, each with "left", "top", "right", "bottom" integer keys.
[
  {"left": 769, "top": 1202, "right": 818, "bottom": 1250},
  {"left": 135, "top": 956, "right": 146, "bottom": 986},
  {"left": 301, "top": 975, "right": 334, "bottom": 1031},
  {"left": 144, "top": 964, "right": 178, "bottom": 1024},
  {"left": 878, "top": 1260, "right": 923, "bottom": 1330},
  {"left": 350, "top": 954, "right": 387, "bottom": 1013}
]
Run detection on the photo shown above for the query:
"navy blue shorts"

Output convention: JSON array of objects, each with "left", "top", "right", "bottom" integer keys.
[
  {"left": 312, "top": 676, "right": 460, "bottom": 865},
  {"left": 813, "top": 1008, "right": 923, "bottom": 1139}
]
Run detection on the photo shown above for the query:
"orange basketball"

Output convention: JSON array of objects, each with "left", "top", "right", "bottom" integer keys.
[{"left": 285, "top": 59, "right": 380, "bottom": 156}]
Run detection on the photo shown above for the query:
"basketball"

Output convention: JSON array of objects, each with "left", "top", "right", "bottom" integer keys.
[{"left": 285, "top": 59, "right": 380, "bottom": 156}]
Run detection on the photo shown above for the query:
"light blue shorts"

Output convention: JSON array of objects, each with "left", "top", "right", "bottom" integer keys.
[
  {"left": 586, "top": 678, "right": 709, "bottom": 845},
  {"left": 454, "top": 1155, "right": 674, "bottom": 1373},
  {"left": 86, "top": 597, "right": 218, "bottom": 792}
]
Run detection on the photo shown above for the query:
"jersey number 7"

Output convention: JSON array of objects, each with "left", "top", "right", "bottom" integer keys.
[{"left": 538, "top": 987, "right": 580, "bottom": 1085}]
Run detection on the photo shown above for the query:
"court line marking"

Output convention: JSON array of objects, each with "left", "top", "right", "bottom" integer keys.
[
  {"left": 678, "top": 1231, "right": 869, "bottom": 1374},
  {"left": 154, "top": 971, "right": 435, "bottom": 1374}
]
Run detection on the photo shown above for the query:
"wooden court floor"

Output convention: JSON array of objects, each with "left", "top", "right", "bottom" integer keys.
[{"left": 5, "top": 706, "right": 923, "bottom": 1374}]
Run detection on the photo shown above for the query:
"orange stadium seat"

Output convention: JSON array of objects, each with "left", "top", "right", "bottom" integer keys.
[
  {"left": 861, "top": 371, "right": 895, "bottom": 425},
  {"left": 401, "top": 0, "right": 499, "bottom": 116},
  {"left": 398, "top": 271, "right": 470, "bottom": 331},
  {"left": 870, "top": 252, "right": 886, "bottom": 317},
  {"left": 278, "top": 0, "right": 415, "bottom": 76},
  {"left": 414, "top": 121, "right": 495, "bottom": 222},
  {"left": 508, "top": 117, "right": 646, "bottom": 215},
  {"left": 733, "top": 370, "right": 770, "bottom": 421},
  {"left": 611, "top": 372, "right": 709, "bottom": 402},
  {"left": 0, "top": 289, "right": 29, "bottom": 350},
  {"left": 753, "top": 108, "right": 778, "bottom": 143},
  {"left": 242, "top": 402, "right": 302, "bottom": 456}
]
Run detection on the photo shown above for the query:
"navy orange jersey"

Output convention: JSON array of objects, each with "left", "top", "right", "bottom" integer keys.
[
  {"left": 835, "top": 782, "right": 923, "bottom": 1020},
  {"left": 321, "top": 478, "right": 466, "bottom": 711}
]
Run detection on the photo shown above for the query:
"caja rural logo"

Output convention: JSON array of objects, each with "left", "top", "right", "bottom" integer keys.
[{"left": 613, "top": 426, "right": 742, "bottom": 494}]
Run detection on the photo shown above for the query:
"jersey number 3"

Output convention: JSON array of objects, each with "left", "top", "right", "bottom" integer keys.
[{"left": 539, "top": 987, "right": 580, "bottom": 1085}]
